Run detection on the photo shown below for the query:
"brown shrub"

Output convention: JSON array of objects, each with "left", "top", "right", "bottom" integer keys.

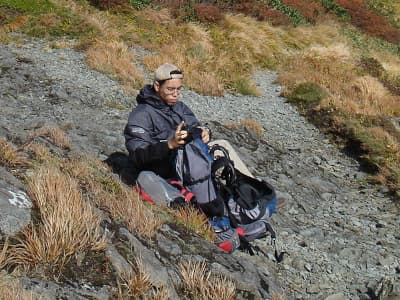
[
  {"left": 257, "top": 8, "right": 291, "bottom": 26},
  {"left": 282, "top": 0, "right": 325, "bottom": 23},
  {"left": 194, "top": 3, "right": 222, "bottom": 23},
  {"left": 335, "top": 0, "right": 400, "bottom": 43},
  {"left": 233, "top": 0, "right": 291, "bottom": 26},
  {"left": 88, "top": 0, "right": 129, "bottom": 10}
]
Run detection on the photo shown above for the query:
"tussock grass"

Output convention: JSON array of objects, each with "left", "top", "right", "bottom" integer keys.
[
  {"left": 178, "top": 260, "right": 236, "bottom": 300},
  {"left": 317, "top": 75, "right": 400, "bottom": 117},
  {"left": 63, "top": 157, "right": 162, "bottom": 239},
  {"left": 0, "top": 239, "right": 9, "bottom": 270},
  {"left": 116, "top": 256, "right": 169, "bottom": 299},
  {"left": 0, "top": 274, "right": 45, "bottom": 300},
  {"left": 225, "top": 118, "right": 265, "bottom": 138},
  {"left": 86, "top": 40, "right": 144, "bottom": 91},
  {"left": 8, "top": 166, "right": 106, "bottom": 271},
  {"left": 278, "top": 44, "right": 358, "bottom": 97},
  {"left": 28, "top": 126, "right": 71, "bottom": 150},
  {"left": 26, "top": 143, "right": 53, "bottom": 165},
  {"left": 49, "top": 0, "right": 117, "bottom": 39},
  {"left": 0, "top": 138, "right": 31, "bottom": 169},
  {"left": 98, "top": 186, "right": 162, "bottom": 239},
  {"left": 118, "top": 257, "right": 152, "bottom": 298},
  {"left": 174, "top": 206, "right": 215, "bottom": 242}
]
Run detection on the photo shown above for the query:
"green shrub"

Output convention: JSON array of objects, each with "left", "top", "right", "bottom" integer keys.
[
  {"left": 287, "top": 82, "right": 328, "bottom": 104},
  {"left": 318, "top": 0, "right": 349, "bottom": 20},
  {"left": 0, "top": 0, "right": 53, "bottom": 15},
  {"left": 232, "top": 77, "right": 260, "bottom": 96},
  {"left": 128, "top": 0, "right": 151, "bottom": 10}
]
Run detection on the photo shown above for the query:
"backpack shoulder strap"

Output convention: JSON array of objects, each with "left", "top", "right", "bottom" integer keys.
[{"left": 210, "top": 144, "right": 237, "bottom": 186}]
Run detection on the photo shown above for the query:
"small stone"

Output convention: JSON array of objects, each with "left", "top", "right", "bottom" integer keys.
[
  {"left": 307, "top": 284, "right": 319, "bottom": 294},
  {"left": 304, "top": 263, "right": 313, "bottom": 272},
  {"left": 325, "top": 293, "right": 348, "bottom": 300}
]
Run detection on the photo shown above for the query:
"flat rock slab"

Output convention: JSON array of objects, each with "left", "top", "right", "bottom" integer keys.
[{"left": 0, "top": 168, "right": 32, "bottom": 236}]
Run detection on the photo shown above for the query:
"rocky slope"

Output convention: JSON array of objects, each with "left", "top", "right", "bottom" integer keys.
[{"left": 0, "top": 36, "right": 399, "bottom": 299}]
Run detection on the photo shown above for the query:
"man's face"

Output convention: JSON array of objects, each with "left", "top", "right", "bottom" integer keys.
[{"left": 154, "top": 78, "right": 183, "bottom": 106}]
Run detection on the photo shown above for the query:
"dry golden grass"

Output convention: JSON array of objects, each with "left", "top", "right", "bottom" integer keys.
[
  {"left": 178, "top": 260, "right": 236, "bottom": 300},
  {"left": 63, "top": 156, "right": 162, "bottom": 239},
  {"left": 116, "top": 256, "right": 170, "bottom": 299},
  {"left": 344, "top": 76, "right": 400, "bottom": 116},
  {"left": 50, "top": 0, "right": 119, "bottom": 40},
  {"left": 28, "top": 126, "right": 71, "bottom": 150},
  {"left": 369, "top": 51, "right": 400, "bottom": 83},
  {"left": 271, "top": 292, "right": 286, "bottom": 300},
  {"left": 50, "top": 0, "right": 144, "bottom": 91},
  {"left": 278, "top": 47, "right": 357, "bottom": 97},
  {"left": 224, "top": 118, "right": 265, "bottom": 138},
  {"left": 8, "top": 166, "right": 106, "bottom": 270},
  {"left": 318, "top": 76, "right": 400, "bottom": 117},
  {"left": 0, "top": 15, "right": 29, "bottom": 33},
  {"left": 118, "top": 257, "right": 152, "bottom": 298},
  {"left": 0, "top": 274, "right": 45, "bottom": 300},
  {"left": 0, "top": 138, "right": 31, "bottom": 169},
  {"left": 86, "top": 40, "right": 144, "bottom": 91},
  {"left": 174, "top": 206, "right": 215, "bottom": 242},
  {"left": 0, "top": 239, "right": 9, "bottom": 270},
  {"left": 26, "top": 143, "right": 53, "bottom": 164},
  {"left": 97, "top": 185, "right": 162, "bottom": 239}
]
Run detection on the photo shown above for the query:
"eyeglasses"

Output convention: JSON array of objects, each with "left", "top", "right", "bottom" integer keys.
[{"left": 164, "top": 86, "right": 184, "bottom": 95}]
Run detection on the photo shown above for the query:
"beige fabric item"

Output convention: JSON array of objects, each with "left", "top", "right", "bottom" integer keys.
[
  {"left": 209, "top": 139, "right": 254, "bottom": 178},
  {"left": 154, "top": 63, "right": 183, "bottom": 81}
]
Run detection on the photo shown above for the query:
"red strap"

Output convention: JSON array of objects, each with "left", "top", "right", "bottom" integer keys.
[
  {"left": 168, "top": 180, "right": 195, "bottom": 203},
  {"left": 134, "top": 184, "right": 154, "bottom": 204},
  {"left": 218, "top": 241, "right": 233, "bottom": 253}
]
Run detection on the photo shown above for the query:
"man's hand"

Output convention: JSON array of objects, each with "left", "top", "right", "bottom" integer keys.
[
  {"left": 201, "top": 128, "right": 210, "bottom": 144},
  {"left": 168, "top": 121, "right": 188, "bottom": 150}
]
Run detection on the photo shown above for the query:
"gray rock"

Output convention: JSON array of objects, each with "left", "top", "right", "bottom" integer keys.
[
  {"left": 105, "top": 245, "right": 132, "bottom": 276},
  {"left": 325, "top": 293, "right": 348, "bottom": 300},
  {"left": 0, "top": 170, "right": 32, "bottom": 236},
  {"left": 119, "top": 228, "right": 180, "bottom": 300},
  {"left": 20, "top": 277, "right": 110, "bottom": 300},
  {"left": 157, "top": 233, "right": 182, "bottom": 256}
]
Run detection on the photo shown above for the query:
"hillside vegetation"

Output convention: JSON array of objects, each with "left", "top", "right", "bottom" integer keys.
[
  {"left": 0, "top": 0, "right": 400, "bottom": 197},
  {"left": 0, "top": 0, "right": 400, "bottom": 297}
]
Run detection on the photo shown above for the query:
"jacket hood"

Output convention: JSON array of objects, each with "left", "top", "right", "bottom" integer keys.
[{"left": 136, "top": 85, "right": 168, "bottom": 109}]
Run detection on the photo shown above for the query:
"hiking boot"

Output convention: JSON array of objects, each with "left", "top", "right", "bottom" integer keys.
[
  {"left": 209, "top": 216, "right": 240, "bottom": 253},
  {"left": 209, "top": 216, "right": 231, "bottom": 233},
  {"left": 169, "top": 196, "right": 187, "bottom": 208},
  {"left": 216, "top": 228, "right": 240, "bottom": 253}
]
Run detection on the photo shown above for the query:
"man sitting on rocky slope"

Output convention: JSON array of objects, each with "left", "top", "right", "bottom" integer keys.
[{"left": 124, "top": 63, "right": 255, "bottom": 251}]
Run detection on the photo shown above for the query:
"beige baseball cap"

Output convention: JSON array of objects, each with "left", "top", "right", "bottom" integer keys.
[{"left": 154, "top": 63, "right": 183, "bottom": 81}]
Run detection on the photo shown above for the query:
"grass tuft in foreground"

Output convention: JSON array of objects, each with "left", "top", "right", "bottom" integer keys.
[
  {"left": 178, "top": 260, "right": 236, "bottom": 300},
  {"left": 8, "top": 166, "right": 106, "bottom": 272},
  {"left": 116, "top": 256, "right": 170, "bottom": 299},
  {"left": 174, "top": 206, "right": 215, "bottom": 242},
  {"left": 0, "top": 138, "right": 31, "bottom": 170}
]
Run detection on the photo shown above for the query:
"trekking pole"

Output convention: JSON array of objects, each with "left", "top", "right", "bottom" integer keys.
[{"left": 265, "top": 222, "right": 286, "bottom": 263}]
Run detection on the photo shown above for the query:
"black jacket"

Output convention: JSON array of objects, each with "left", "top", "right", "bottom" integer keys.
[{"left": 124, "top": 85, "right": 199, "bottom": 178}]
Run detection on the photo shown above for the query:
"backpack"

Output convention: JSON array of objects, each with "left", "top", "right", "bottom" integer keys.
[
  {"left": 210, "top": 144, "right": 277, "bottom": 243},
  {"left": 174, "top": 137, "right": 225, "bottom": 218}
]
